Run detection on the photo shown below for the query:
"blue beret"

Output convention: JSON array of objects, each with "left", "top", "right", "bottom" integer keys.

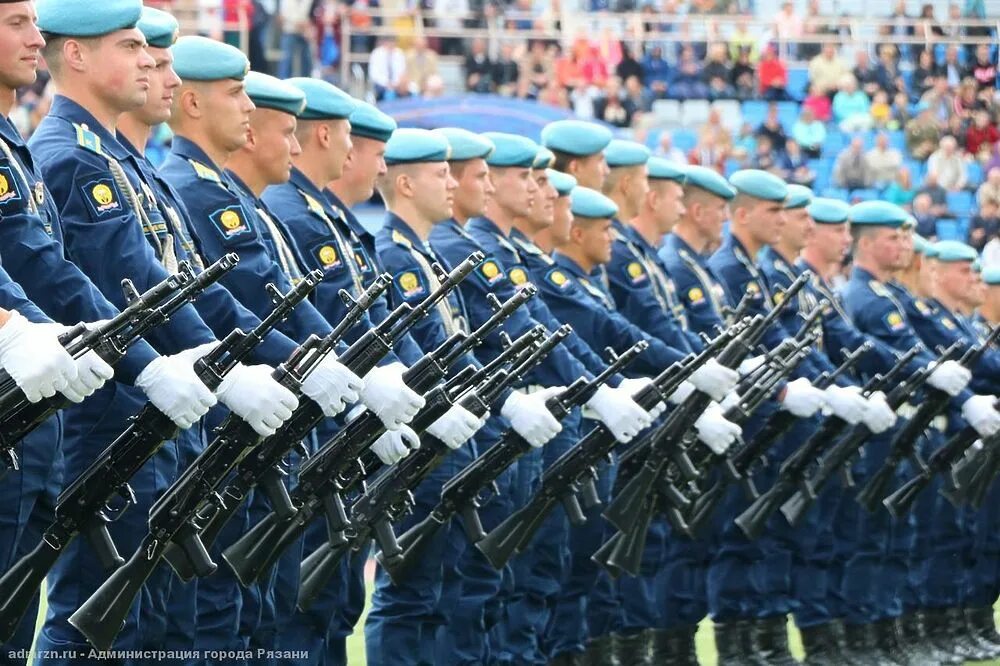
[
  {"left": 983, "top": 267, "right": 1000, "bottom": 285},
  {"left": 37, "top": 0, "right": 141, "bottom": 36},
  {"left": 647, "top": 158, "right": 686, "bottom": 183},
  {"left": 933, "top": 240, "right": 978, "bottom": 263},
  {"left": 244, "top": 72, "right": 306, "bottom": 116},
  {"left": 171, "top": 36, "right": 249, "bottom": 81},
  {"left": 604, "top": 140, "right": 650, "bottom": 168},
  {"left": 806, "top": 197, "right": 849, "bottom": 224},
  {"left": 973, "top": 258, "right": 982, "bottom": 273},
  {"left": 285, "top": 78, "right": 355, "bottom": 120},
  {"left": 541, "top": 120, "right": 613, "bottom": 157},
  {"left": 349, "top": 102, "right": 396, "bottom": 142},
  {"left": 730, "top": 169, "right": 788, "bottom": 202},
  {"left": 432, "top": 128, "right": 494, "bottom": 162},
  {"left": 385, "top": 128, "right": 450, "bottom": 165},
  {"left": 533, "top": 147, "right": 555, "bottom": 170},
  {"left": 912, "top": 234, "right": 935, "bottom": 257},
  {"left": 684, "top": 165, "right": 736, "bottom": 200},
  {"left": 849, "top": 201, "right": 910, "bottom": 227},
  {"left": 483, "top": 132, "right": 539, "bottom": 168},
  {"left": 137, "top": 7, "right": 178, "bottom": 48},
  {"left": 546, "top": 169, "right": 577, "bottom": 197},
  {"left": 784, "top": 184, "right": 813, "bottom": 210},
  {"left": 570, "top": 186, "right": 618, "bottom": 219}
]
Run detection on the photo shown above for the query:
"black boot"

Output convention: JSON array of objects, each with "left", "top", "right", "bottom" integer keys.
[
  {"left": 714, "top": 619, "right": 756, "bottom": 666},
  {"left": 947, "top": 606, "right": 992, "bottom": 661},
  {"left": 870, "top": 618, "right": 908, "bottom": 665},
  {"left": 966, "top": 606, "right": 1000, "bottom": 656},
  {"left": 921, "top": 608, "right": 968, "bottom": 664},
  {"left": 894, "top": 614, "right": 941, "bottom": 666},
  {"left": 649, "top": 627, "right": 698, "bottom": 666},
  {"left": 548, "top": 652, "right": 582, "bottom": 666},
  {"left": 611, "top": 631, "right": 649, "bottom": 666},
  {"left": 842, "top": 622, "right": 883, "bottom": 666},
  {"left": 799, "top": 622, "right": 840, "bottom": 665},
  {"left": 750, "top": 616, "right": 797, "bottom": 666},
  {"left": 581, "top": 634, "right": 618, "bottom": 666}
]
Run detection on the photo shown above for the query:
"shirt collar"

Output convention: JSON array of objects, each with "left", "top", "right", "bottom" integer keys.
[
  {"left": 467, "top": 215, "right": 505, "bottom": 238},
  {"left": 0, "top": 116, "right": 22, "bottom": 147},
  {"left": 666, "top": 232, "right": 707, "bottom": 262},
  {"left": 850, "top": 266, "right": 879, "bottom": 284},
  {"left": 49, "top": 95, "right": 130, "bottom": 160},
  {"left": 385, "top": 211, "right": 428, "bottom": 252},
  {"left": 552, "top": 252, "right": 589, "bottom": 279},
  {"left": 170, "top": 135, "right": 223, "bottom": 172},
  {"left": 289, "top": 166, "right": 327, "bottom": 204}
]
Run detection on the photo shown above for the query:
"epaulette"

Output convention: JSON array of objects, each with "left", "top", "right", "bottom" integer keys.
[
  {"left": 869, "top": 280, "right": 891, "bottom": 298},
  {"left": 74, "top": 124, "right": 102, "bottom": 156},
  {"left": 392, "top": 229, "right": 412, "bottom": 249},
  {"left": 189, "top": 159, "right": 221, "bottom": 183}
]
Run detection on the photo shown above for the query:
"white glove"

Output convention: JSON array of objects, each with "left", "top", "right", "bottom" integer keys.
[
  {"left": 668, "top": 380, "right": 696, "bottom": 405},
  {"left": 361, "top": 362, "right": 425, "bottom": 429},
  {"left": 371, "top": 425, "right": 420, "bottom": 464},
  {"left": 618, "top": 377, "right": 666, "bottom": 419},
  {"left": 216, "top": 363, "right": 299, "bottom": 437},
  {"left": 861, "top": 390, "right": 897, "bottom": 434},
  {"left": 719, "top": 390, "right": 742, "bottom": 412},
  {"left": 135, "top": 351, "right": 217, "bottom": 429},
  {"left": 688, "top": 358, "right": 739, "bottom": 401},
  {"left": 694, "top": 401, "right": 742, "bottom": 454},
  {"left": 738, "top": 354, "right": 766, "bottom": 376},
  {"left": 585, "top": 383, "right": 652, "bottom": 443},
  {"left": 60, "top": 349, "right": 114, "bottom": 403},
  {"left": 0, "top": 312, "right": 78, "bottom": 402},
  {"left": 927, "top": 360, "right": 972, "bottom": 397},
  {"left": 823, "top": 385, "right": 869, "bottom": 424},
  {"left": 501, "top": 387, "right": 564, "bottom": 447},
  {"left": 427, "top": 402, "right": 484, "bottom": 449},
  {"left": 962, "top": 395, "right": 1000, "bottom": 438},
  {"left": 301, "top": 354, "right": 363, "bottom": 417},
  {"left": 780, "top": 377, "right": 826, "bottom": 418}
]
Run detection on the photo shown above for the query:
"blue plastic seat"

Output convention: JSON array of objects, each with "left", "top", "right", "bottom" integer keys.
[
  {"left": 967, "top": 162, "right": 984, "bottom": 188},
  {"left": 742, "top": 100, "right": 768, "bottom": 128},
  {"left": 671, "top": 128, "right": 698, "bottom": 152},
  {"left": 946, "top": 190, "right": 974, "bottom": 217},
  {"left": 935, "top": 219, "right": 961, "bottom": 241},
  {"left": 850, "top": 188, "right": 881, "bottom": 202},
  {"left": 823, "top": 187, "right": 849, "bottom": 201}
]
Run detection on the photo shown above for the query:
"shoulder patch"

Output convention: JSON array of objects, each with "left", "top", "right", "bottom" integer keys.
[
  {"left": 884, "top": 311, "right": 906, "bottom": 332},
  {"left": 869, "top": 280, "right": 891, "bottom": 298},
  {"left": 687, "top": 286, "right": 705, "bottom": 305},
  {"left": 312, "top": 242, "right": 343, "bottom": 271},
  {"left": 391, "top": 229, "right": 413, "bottom": 249},
  {"left": 625, "top": 261, "right": 647, "bottom": 285},
  {"left": 79, "top": 177, "right": 123, "bottom": 219},
  {"left": 74, "top": 124, "right": 102, "bottom": 155},
  {"left": 209, "top": 204, "right": 251, "bottom": 239},
  {"left": 508, "top": 266, "right": 529, "bottom": 286},
  {"left": 394, "top": 269, "right": 427, "bottom": 301},
  {"left": 546, "top": 269, "right": 572, "bottom": 291},
  {"left": 189, "top": 159, "right": 221, "bottom": 183},
  {"left": 0, "top": 164, "right": 25, "bottom": 210},
  {"left": 475, "top": 258, "right": 506, "bottom": 287}
]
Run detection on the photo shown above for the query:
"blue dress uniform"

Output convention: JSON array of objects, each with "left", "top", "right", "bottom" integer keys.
[{"left": 363, "top": 131, "right": 482, "bottom": 666}]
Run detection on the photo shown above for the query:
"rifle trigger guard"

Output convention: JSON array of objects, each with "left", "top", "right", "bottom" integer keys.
[{"left": 105, "top": 483, "right": 138, "bottom": 522}]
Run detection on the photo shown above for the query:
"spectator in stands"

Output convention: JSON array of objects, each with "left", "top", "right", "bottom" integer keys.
[
  {"left": 953, "top": 78, "right": 986, "bottom": 121},
  {"left": 519, "top": 40, "right": 555, "bottom": 99},
  {"left": 781, "top": 139, "right": 817, "bottom": 186},
  {"left": 935, "top": 45, "right": 964, "bottom": 88},
  {"left": 802, "top": 82, "right": 832, "bottom": 122},
  {"left": 921, "top": 77, "right": 956, "bottom": 127},
  {"left": 277, "top": 0, "right": 315, "bottom": 79},
  {"left": 617, "top": 43, "right": 642, "bottom": 83},
  {"left": 969, "top": 200, "right": 1000, "bottom": 251},
  {"left": 905, "top": 102, "right": 941, "bottom": 159},
  {"left": 913, "top": 3, "right": 945, "bottom": 62},
  {"left": 884, "top": 0, "right": 914, "bottom": 45},
  {"left": 623, "top": 75, "right": 653, "bottom": 112},
  {"left": 728, "top": 15, "right": 759, "bottom": 63},
  {"left": 801, "top": 0, "right": 837, "bottom": 60},
  {"left": 852, "top": 51, "right": 882, "bottom": 99},
  {"left": 731, "top": 122, "right": 757, "bottom": 165},
  {"left": 890, "top": 91, "right": 912, "bottom": 129},
  {"left": 465, "top": 37, "right": 494, "bottom": 93},
  {"left": 539, "top": 79, "right": 570, "bottom": 109},
  {"left": 405, "top": 36, "right": 441, "bottom": 97},
  {"left": 758, "top": 46, "right": 789, "bottom": 101},
  {"left": 594, "top": 77, "right": 636, "bottom": 128},
  {"left": 655, "top": 132, "right": 689, "bottom": 164},
  {"left": 492, "top": 43, "right": 520, "bottom": 96},
  {"left": 753, "top": 134, "right": 783, "bottom": 174},
  {"left": 967, "top": 44, "right": 998, "bottom": 91},
  {"left": 911, "top": 50, "right": 937, "bottom": 100},
  {"left": 757, "top": 103, "right": 788, "bottom": 153},
  {"left": 874, "top": 45, "right": 902, "bottom": 97},
  {"left": 833, "top": 75, "right": 873, "bottom": 132},
  {"left": 833, "top": 137, "right": 874, "bottom": 189},
  {"left": 580, "top": 44, "right": 610, "bottom": 88},
  {"left": 977, "top": 167, "right": 1000, "bottom": 209},
  {"left": 864, "top": 132, "right": 903, "bottom": 188},
  {"left": 730, "top": 47, "right": 756, "bottom": 101},
  {"left": 928, "top": 135, "right": 969, "bottom": 191},
  {"left": 808, "top": 42, "right": 849, "bottom": 97},
  {"left": 870, "top": 91, "right": 892, "bottom": 129},
  {"left": 773, "top": 1, "right": 803, "bottom": 59},
  {"left": 688, "top": 132, "right": 727, "bottom": 173},
  {"left": 641, "top": 46, "right": 671, "bottom": 99},
  {"left": 370, "top": 35, "right": 410, "bottom": 101},
  {"left": 792, "top": 106, "right": 826, "bottom": 158},
  {"left": 884, "top": 166, "right": 917, "bottom": 207},
  {"left": 966, "top": 109, "right": 1000, "bottom": 161},
  {"left": 223, "top": 0, "right": 268, "bottom": 72},
  {"left": 912, "top": 193, "right": 939, "bottom": 238},
  {"left": 702, "top": 43, "right": 733, "bottom": 100},
  {"left": 429, "top": 0, "right": 469, "bottom": 56},
  {"left": 670, "top": 45, "right": 708, "bottom": 100},
  {"left": 916, "top": 170, "right": 951, "bottom": 216}
]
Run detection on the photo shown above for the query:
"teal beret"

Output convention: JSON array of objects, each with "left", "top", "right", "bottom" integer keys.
[
  {"left": 137, "top": 7, "right": 178, "bottom": 48},
  {"left": 349, "top": 102, "right": 396, "bottom": 142},
  {"left": 171, "top": 36, "right": 249, "bottom": 81},
  {"left": 533, "top": 147, "right": 555, "bottom": 170},
  {"left": 973, "top": 258, "right": 982, "bottom": 273},
  {"left": 546, "top": 169, "right": 577, "bottom": 197},
  {"left": 806, "top": 197, "right": 849, "bottom": 224},
  {"left": 483, "top": 132, "right": 539, "bottom": 168},
  {"left": 385, "top": 128, "right": 450, "bottom": 165},
  {"left": 541, "top": 120, "right": 613, "bottom": 157},
  {"left": 647, "top": 158, "right": 686, "bottom": 183},
  {"left": 730, "top": 169, "right": 788, "bottom": 202},
  {"left": 37, "top": 0, "right": 141, "bottom": 36},
  {"left": 285, "top": 78, "right": 356, "bottom": 120},
  {"left": 244, "top": 72, "right": 306, "bottom": 117},
  {"left": 604, "top": 140, "right": 650, "bottom": 168},
  {"left": 432, "top": 128, "right": 494, "bottom": 162},
  {"left": 983, "top": 267, "right": 1000, "bottom": 285},
  {"left": 684, "top": 165, "right": 736, "bottom": 200},
  {"left": 784, "top": 184, "right": 813, "bottom": 210},
  {"left": 570, "top": 186, "right": 618, "bottom": 219},
  {"left": 912, "top": 233, "right": 936, "bottom": 257},
  {"left": 933, "top": 240, "right": 978, "bottom": 263},
  {"left": 849, "top": 201, "right": 910, "bottom": 227}
]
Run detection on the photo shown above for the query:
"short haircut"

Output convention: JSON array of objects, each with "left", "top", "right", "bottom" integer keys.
[{"left": 40, "top": 34, "right": 100, "bottom": 77}]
